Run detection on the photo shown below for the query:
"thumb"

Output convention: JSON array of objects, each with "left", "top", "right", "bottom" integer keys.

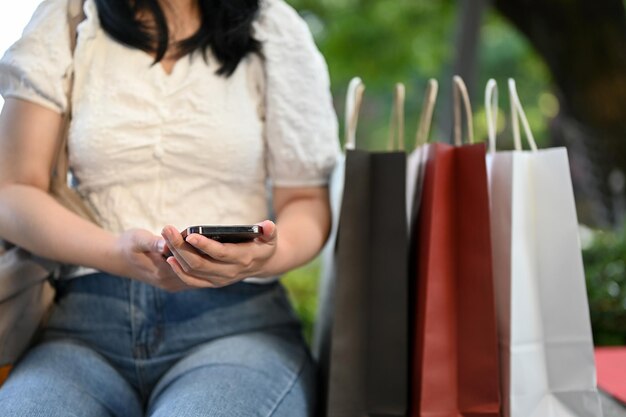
[
  {"left": 256, "top": 220, "right": 277, "bottom": 243},
  {"left": 134, "top": 232, "right": 166, "bottom": 253}
]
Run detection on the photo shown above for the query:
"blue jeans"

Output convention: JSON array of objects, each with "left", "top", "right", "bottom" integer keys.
[{"left": 0, "top": 273, "right": 315, "bottom": 416}]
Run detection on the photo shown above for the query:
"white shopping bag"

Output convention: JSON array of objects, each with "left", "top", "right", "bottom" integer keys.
[
  {"left": 406, "top": 79, "right": 437, "bottom": 229},
  {"left": 486, "top": 79, "right": 603, "bottom": 417}
]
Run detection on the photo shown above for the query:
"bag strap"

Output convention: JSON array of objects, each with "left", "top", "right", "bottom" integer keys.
[
  {"left": 452, "top": 75, "right": 474, "bottom": 146},
  {"left": 67, "top": 0, "right": 85, "bottom": 52},
  {"left": 414, "top": 79, "right": 438, "bottom": 149},
  {"left": 508, "top": 78, "right": 538, "bottom": 152},
  {"left": 344, "top": 77, "right": 365, "bottom": 151},
  {"left": 49, "top": 0, "right": 99, "bottom": 224},
  {"left": 388, "top": 83, "right": 405, "bottom": 151},
  {"left": 51, "top": 0, "right": 84, "bottom": 181}
]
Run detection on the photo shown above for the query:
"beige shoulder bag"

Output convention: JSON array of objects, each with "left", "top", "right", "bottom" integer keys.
[{"left": 0, "top": 0, "right": 96, "bottom": 382}]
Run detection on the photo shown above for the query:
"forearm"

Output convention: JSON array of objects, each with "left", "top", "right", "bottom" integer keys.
[
  {"left": 263, "top": 194, "right": 331, "bottom": 277},
  {"left": 0, "top": 184, "right": 120, "bottom": 274}
]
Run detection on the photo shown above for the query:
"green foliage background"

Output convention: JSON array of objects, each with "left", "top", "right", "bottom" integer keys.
[
  {"left": 278, "top": 1, "right": 621, "bottom": 346},
  {"left": 583, "top": 227, "right": 626, "bottom": 346}
]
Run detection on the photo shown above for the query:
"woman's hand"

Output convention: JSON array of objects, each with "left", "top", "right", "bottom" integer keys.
[
  {"left": 159, "top": 187, "right": 332, "bottom": 289},
  {"left": 114, "top": 228, "right": 192, "bottom": 292},
  {"left": 160, "top": 220, "right": 278, "bottom": 288}
]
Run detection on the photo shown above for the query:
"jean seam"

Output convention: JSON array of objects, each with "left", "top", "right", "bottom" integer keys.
[
  {"left": 264, "top": 352, "right": 307, "bottom": 417},
  {"left": 129, "top": 280, "right": 149, "bottom": 399}
]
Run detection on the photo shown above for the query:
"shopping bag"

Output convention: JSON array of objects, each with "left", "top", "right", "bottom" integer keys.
[
  {"left": 313, "top": 77, "right": 360, "bottom": 415},
  {"left": 411, "top": 76, "right": 501, "bottom": 417},
  {"left": 320, "top": 81, "right": 409, "bottom": 417},
  {"left": 487, "top": 78, "right": 603, "bottom": 417}
]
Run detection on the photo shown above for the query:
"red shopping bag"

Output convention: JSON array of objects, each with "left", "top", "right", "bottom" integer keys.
[{"left": 410, "top": 77, "right": 500, "bottom": 417}]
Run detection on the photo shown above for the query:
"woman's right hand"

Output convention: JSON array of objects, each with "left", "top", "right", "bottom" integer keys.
[{"left": 113, "top": 228, "right": 191, "bottom": 292}]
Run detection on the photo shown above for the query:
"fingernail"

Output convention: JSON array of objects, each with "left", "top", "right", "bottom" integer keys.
[
  {"left": 157, "top": 240, "right": 165, "bottom": 252},
  {"left": 186, "top": 236, "right": 197, "bottom": 245}
]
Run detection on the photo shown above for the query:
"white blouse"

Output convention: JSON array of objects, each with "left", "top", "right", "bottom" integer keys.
[{"left": 0, "top": 0, "right": 340, "bottom": 238}]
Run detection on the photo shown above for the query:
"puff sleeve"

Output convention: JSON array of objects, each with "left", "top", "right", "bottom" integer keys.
[
  {"left": 0, "top": 0, "right": 72, "bottom": 113},
  {"left": 254, "top": 0, "right": 340, "bottom": 187}
]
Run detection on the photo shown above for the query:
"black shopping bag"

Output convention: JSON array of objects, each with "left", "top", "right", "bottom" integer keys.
[{"left": 318, "top": 80, "right": 409, "bottom": 417}]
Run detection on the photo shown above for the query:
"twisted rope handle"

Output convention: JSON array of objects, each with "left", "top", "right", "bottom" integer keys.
[
  {"left": 508, "top": 78, "right": 538, "bottom": 152},
  {"left": 485, "top": 79, "right": 498, "bottom": 154},
  {"left": 344, "top": 77, "right": 365, "bottom": 151},
  {"left": 453, "top": 75, "right": 474, "bottom": 146},
  {"left": 388, "top": 83, "right": 406, "bottom": 151},
  {"left": 414, "top": 79, "right": 438, "bottom": 149}
]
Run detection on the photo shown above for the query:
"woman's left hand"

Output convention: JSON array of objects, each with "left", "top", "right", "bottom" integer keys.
[{"left": 160, "top": 220, "right": 278, "bottom": 288}]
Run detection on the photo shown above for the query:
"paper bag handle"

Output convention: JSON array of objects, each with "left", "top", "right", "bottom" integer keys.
[
  {"left": 485, "top": 79, "right": 498, "bottom": 154},
  {"left": 453, "top": 75, "right": 474, "bottom": 146},
  {"left": 414, "top": 79, "right": 438, "bottom": 149},
  {"left": 344, "top": 77, "right": 365, "bottom": 151},
  {"left": 508, "top": 78, "right": 538, "bottom": 152},
  {"left": 388, "top": 83, "right": 405, "bottom": 151}
]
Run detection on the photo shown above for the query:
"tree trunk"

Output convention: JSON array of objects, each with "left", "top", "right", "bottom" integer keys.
[{"left": 440, "top": 0, "right": 489, "bottom": 143}]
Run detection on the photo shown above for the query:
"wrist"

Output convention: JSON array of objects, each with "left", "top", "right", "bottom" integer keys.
[
  {"left": 88, "top": 231, "right": 126, "bottom": 277},
  {"left": 258, "top": 235, "right": 296, "bottom": 278}
]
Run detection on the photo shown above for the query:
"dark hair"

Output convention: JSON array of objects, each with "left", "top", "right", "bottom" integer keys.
[{"left": 94, "top": 0, "right": 261, "bottom": 76}]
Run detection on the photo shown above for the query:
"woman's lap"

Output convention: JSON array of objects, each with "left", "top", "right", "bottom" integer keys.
[
  {"left": 148, "top": 329, "right": 315, "bottom": 417},
  {"left": 0, "top": 339, "right": 143, "bottom": 417},
  {"left": 0, "top": 274, "right": 315, "bottom": 416},
  {"left": 0, "top": 330, "right": 314, "bottom": 417}
]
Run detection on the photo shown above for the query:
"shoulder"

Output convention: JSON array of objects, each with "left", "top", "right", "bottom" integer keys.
[
  {"left": 16, "top": 0, "right": 70, "bottom": 40},
  {"left": 252, "top": 1, "right": 340, "bottom": 187},
  {"left": 2, "top": 0, "right": 72, "bottom": 62},
  {"left": 0, "top": 0, "right": 74, "bottom": 113},
  {"left": 253, "top": 0, "right": 313, "bottom": 44}
]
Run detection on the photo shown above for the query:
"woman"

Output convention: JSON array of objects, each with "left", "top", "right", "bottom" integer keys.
[{"left": 0, "top": 0, "right": 338, "bottom": 415}]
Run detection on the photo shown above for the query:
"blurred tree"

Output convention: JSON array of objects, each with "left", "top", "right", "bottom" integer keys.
[
  {"left": 285, "top": 0, "right": 554, "bottom": 150},
  {"left": 287, "top": 0, "right": 457, "bottom": 150},
  {"left": 288, "top": 0, "right": 455, "bottom": 88},
  {"left": 494, "top": 0, "right": 626, "bottom": 228}
]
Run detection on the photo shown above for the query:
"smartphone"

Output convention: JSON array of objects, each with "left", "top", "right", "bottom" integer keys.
[{"left": 181, "top": 225, "right": 264, "bottom": 244}]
